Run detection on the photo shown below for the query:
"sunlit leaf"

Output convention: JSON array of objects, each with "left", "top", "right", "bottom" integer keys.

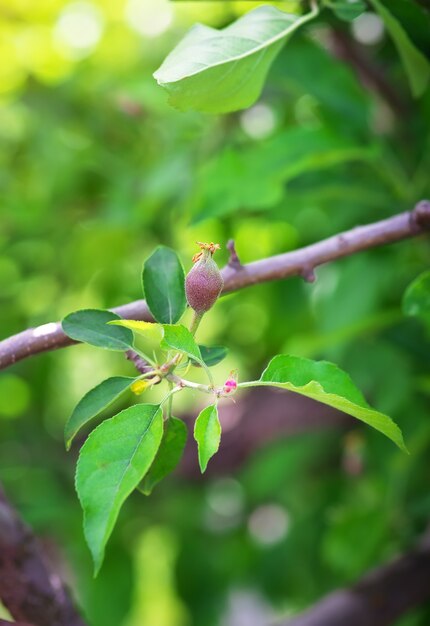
[
  {"left": 62, "top": 309, "right": 133, "bottom": 351},
  {"left": 194, "top": 404, "right": 221, "bottom": 472},
  {"left": 139, "top": 417, "right": 187, "bottom": 495},
  {"left": 370, "top": 0, "right": 430, "bottom": 97},
  {"left": 161, "top": 324, "right": 203, "bottom": 364},
  {"left": 65, "top": 376, "right": 137, "bottom": 450},
  {"left": 109, "top": 319, "right": 163, "bottom": 342},
  {"left": 110, "top": 320, "right": 204, "bottom": 366},
  {"left": 76, "top": 404, "right": 163, "bottom": 573},
  {"left": 142, "top": 246, "right": 186, "bottom": 324},
  {"left": 240, "top": 355, "right": 407, "bottom": 452},
  {"left": 154, "top": 5, "right": 318, "bottom": 113}
]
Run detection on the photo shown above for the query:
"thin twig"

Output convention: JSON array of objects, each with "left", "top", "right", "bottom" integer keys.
[
  {"left": 330, "top": 28, "right": 409, "bottom": 118},
  {"left": 0, "top": 201, "right": 429, "bottom": 371}
]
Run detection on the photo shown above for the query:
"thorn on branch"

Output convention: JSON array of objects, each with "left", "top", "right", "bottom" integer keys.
[
  {"left": 227, "top": 239, "right": 243, "bottom": 270},
  {"left": 301, "top": 266, "right": 316, "bottom": 283},
  {"left": 411, "top": 199, "right": 430, "bottom": 230}
]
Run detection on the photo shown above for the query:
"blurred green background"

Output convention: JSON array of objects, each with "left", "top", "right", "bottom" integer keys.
[{"left": 1, "top": 0, "right": 430, "bottom": 624}]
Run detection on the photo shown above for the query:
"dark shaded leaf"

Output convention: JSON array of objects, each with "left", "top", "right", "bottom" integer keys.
[
  {"left": 142, "top": 246, "right": 186, "bottom": 324},
  {"left": 65, "top": 376, "right": 136, "bottom": 449},
  {"left": 139, "top": 417, "right": 187, "bottom": 495},
  {"left": 62, "top": 309, "right": 133, "bottom": 351}
]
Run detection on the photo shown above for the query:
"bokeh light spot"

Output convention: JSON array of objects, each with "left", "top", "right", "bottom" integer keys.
[
  {"left": 240, "top": 103, "right": 276, "bottom": 139},
  {"left": 125, "top": 0, "right": 173, "bottom": 38},
  {"left": 248, "top": 504, "right": 289, "bottom": 545},
  {"left": 352, "top": 12, "right": 384, "bottom": 45},
  {"left": 55, "top": 2, "right": 104, "bottom": 57}
]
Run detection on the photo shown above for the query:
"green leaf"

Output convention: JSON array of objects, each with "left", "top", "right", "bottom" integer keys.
[
  {"left": 76, "top": 403, "right": 163, "bottom": 574},
  {"left": 142, "top": 246, "right": 186, "bottom": 324},
  {"left": 369, "top": 0, "right": 430, "bottom": 97},
  {"left": 330, "top": 0, "right": 366, "bottom": 22},
  {"left": 154, "top": 4, "right": 318, "bottom": 114},
  {"left": 161, "top": 324, "right": 203, "bottom": 364},
  {"left": 109, "top": 320, "right": 204, "bottom": 363},
  {"left": 194, "top": 404, "right": 221, "bottom": 473},
  {"left": 403, "top": 270, "right": 430, "bottom": 326},
  {"left": 241, "top": 355, "right": 407, "bottom": 452},
  {"left": 139, "top": 417, "right": 187, "bottom": 495},
  {"left": 197, "top": 345, "right": 228, "bottom": 367},
  {"left": 62, "top": 309, "right": 133, "bottom": 351},
  {"left": 110, "top": 320, "right": 210, "bottom": 374},
  {"left": 108, "top": 319, "right": 164, "bottom": 341},
  {"left": 65, "top": 376, "right": 137, "bottom": 450}
]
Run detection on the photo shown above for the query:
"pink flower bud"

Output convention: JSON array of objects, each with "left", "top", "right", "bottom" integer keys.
[
  {"left": 223, "top": 370, "right": 238, "bottom": 394},
  {"left": 223, "top": 379, "right": 237, "bottom": 393}
]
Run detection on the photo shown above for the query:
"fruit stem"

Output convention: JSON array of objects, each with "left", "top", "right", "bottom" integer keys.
[
  {"left": 189, "top": 311, "right": 204, "bottom": 337},
  {"left": 166, "top": 381, "right": 173, "bottom": 421}
]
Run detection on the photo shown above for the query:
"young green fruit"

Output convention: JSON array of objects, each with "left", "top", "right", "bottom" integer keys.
[{"left": 185, "top": 242, "right": 223, "bottom": 314}]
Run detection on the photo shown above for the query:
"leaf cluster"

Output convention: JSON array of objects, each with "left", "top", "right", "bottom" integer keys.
[{"left": 62, "top": 245, "right": 407, "bottom": 572}]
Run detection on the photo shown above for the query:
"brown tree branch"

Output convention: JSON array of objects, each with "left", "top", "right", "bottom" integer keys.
[
  {"left": 0, "top": 619, "right": 34, "bottom": 626},
  {"left": 330, "top": 29, "right": 409, "bottom": 118},
  {"left": 0, "top": 484, "right": 88, "bottom": 626},
  {"left": 0, "top": 621, "right": 36, "bottom": 626},
  {"left": 0, "top": 200, "right": 429, "bottom": 372},
  {"left": 281, "top": 530, "right": 430, "bottom": 626}
]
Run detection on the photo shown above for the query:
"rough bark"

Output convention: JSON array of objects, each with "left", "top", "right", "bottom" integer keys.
[{"left": 0, "top": 486, "right": 88, "bottom": 626}]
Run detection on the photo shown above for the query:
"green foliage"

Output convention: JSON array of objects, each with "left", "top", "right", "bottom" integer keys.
[
  {"left": 328, "top": 0, "right": 366, "bottom": 22},
  {"left": 194, "top": 404, "right": 221, "bottom": 472},
  {"left": 369, "top": 0, "right": 430, "bottom": 97},
  {"left": 161, "top": 324, "right": 203, "bottom": 364},
  {"left": 197, "top": 345, "right": 228, "bottom": 367},
  {"left": 242, "top": 355, "right": 407, "bottom": 452},
  {"left": 142, "top": 246, "right": 186, "bottom": 324},
  {"left": 111, "top": 319, "right": 206, "bottom": 365},
  {"left": 108, "top": 320, "right": 163, "bottom": 341},
  {"left": 155, "top": 0, "right": 429, "bottom": 118},
  {"left": 192, "top": 127, "right": 377, "bottom": 221},
  {"left": 76, "top": 404, "right": 163, "bottom": 574},
  {"left": 139, "top": 417, "right": 188, "bottom": 495},
  {"left": 154, "top": 5, "right": 318, "bottom": 114},
  {"left": 57, "top": 243, "right": 409, "bottom": 570},
  {"left": 403, "top": 270, "right": 430, "bottom": 328},
  {"left": 65, "top": 376, "right": 137, "bottom": 450},
  {"left": 62, "top": 310, "right": 134, "bottom": 351}
]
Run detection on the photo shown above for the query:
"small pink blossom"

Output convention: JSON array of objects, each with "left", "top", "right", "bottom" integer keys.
[{"left": 223, "top": 370, "right": 238, "bottom": 394}]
